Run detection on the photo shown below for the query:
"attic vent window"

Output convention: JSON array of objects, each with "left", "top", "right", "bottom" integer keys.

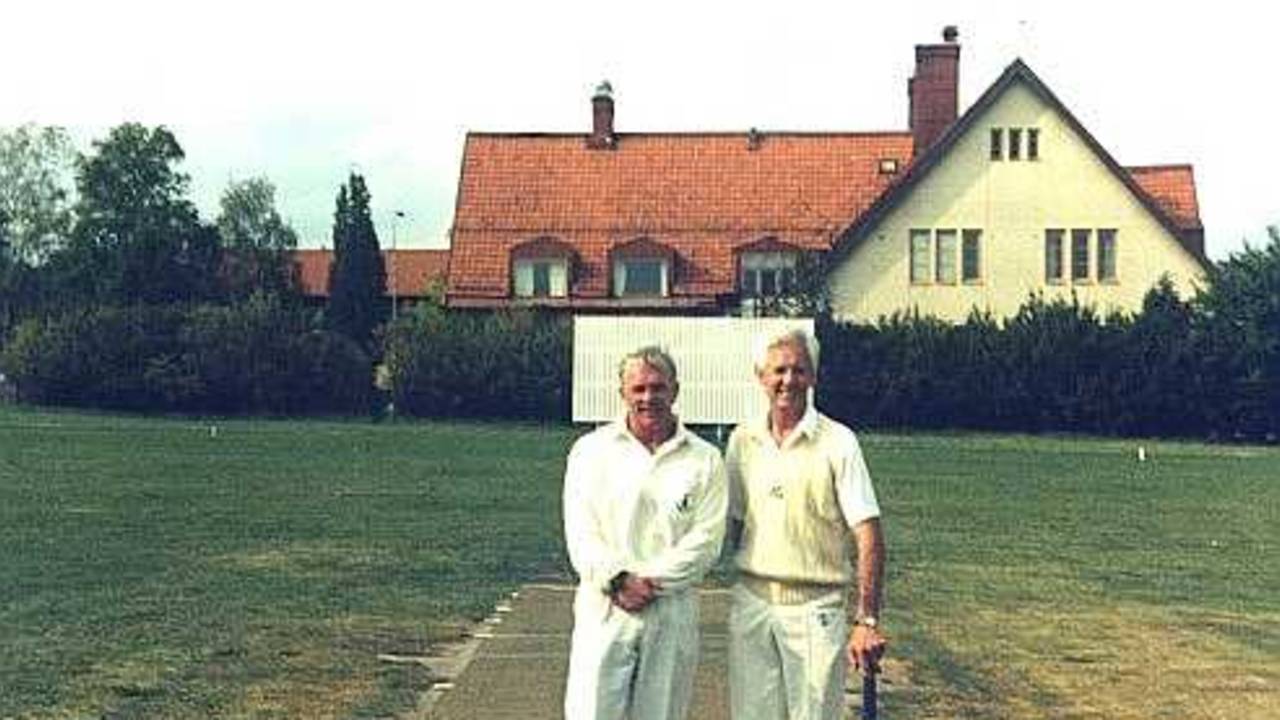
[{"left": 878, "top": 158, "right": 900, "bottom": 175}]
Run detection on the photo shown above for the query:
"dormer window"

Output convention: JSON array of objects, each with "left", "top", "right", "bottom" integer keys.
[
  {"left": 611, "top": 237, "right": 675, "bottom": 297},
  {"left": 510, "top": 236, "right": 575, "bottom": 299},
  {"left": 614, "top": 258, "right": 668, "bottom": 296},
  {"left": 513, "top": 258, "right": 568, "bottom": 297},
  {"left": 741, "top": 252, "right": 797, "bottom": 297}
]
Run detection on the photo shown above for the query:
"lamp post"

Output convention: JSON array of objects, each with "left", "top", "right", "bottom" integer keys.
[{"left": 390, "top": 210, "right": 405, "bottom": 321}]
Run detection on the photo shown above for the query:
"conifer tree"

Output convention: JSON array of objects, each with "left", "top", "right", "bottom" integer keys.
[{"left": 326, "top": 173, "right": 386, "bottom": 349}]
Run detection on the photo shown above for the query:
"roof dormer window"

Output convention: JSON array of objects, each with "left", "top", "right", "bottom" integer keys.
[
  {"left": 513, "top": 258, "right": 568, "bottom": 297},
  {"left": 614, "top": 258, "right": 668, "bottom": 296},
  {"left": 610, "top": 237, "right": 675, "bottom": 298},
  {"left": 510, "top": 236, "right": 575, "bottom": 299},
  {"left": 741, "top": 251, "right": 798, "bottom": 297}
]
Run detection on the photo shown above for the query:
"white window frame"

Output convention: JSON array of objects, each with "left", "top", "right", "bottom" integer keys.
[
  {"left": 1071, "top": 229, "right": 1092, "bottom": 282},
  {"left": 513, "top": 257, "right": 569, "bottom": 298},
  {"left": 910, "top": 229, "right": 932, "bottom": 284},
  {"left": 1097, "top": 229, "right": 1118, "bottom": 282},
  {"left": 1045, "top": 229, "right": 1064, "bottom": 282},
  {"left": 935, "top": 230, "right": 958, "bottom": 285},
  {"left": 612, "top": 257, "right": 669, "bottom": 297},
  {"left": 740, "top": 252, "right": 798, "bottom": 298}
]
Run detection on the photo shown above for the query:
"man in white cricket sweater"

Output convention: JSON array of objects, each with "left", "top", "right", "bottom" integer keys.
[
  {"left": 727, "top": 328, "right": 887, "bottom": 720},
  {"left": 563, "top": 346, "right": 728, "bottom": 719}
]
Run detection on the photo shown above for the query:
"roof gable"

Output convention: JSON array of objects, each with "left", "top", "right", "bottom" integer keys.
[{"left": 830, "top": 60, "right": 1208, "bottom": 268}]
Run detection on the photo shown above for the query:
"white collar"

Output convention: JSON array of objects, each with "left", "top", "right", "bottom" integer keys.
[{"left": 750, "top": 404, "right": 820, "bottom": 447}]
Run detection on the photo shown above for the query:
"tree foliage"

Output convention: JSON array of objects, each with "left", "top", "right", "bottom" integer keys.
[
  {"left": 1192, "top": 226, "right": 1280, "bottom": 438},
  {"left": 326, "top": 173, "right": 386, "bottom": 348},
  {"left": 215, "top": 177, "right": 300, "bottom": 300},
  {"left": 55, "top": 123, "right": 220, "bottom": 304},
  {"left": 0, "top": 124, "right": 76, "bottom": 265},
  {"left": 0, "top": 297, "right": 371, "bottom": 414}
]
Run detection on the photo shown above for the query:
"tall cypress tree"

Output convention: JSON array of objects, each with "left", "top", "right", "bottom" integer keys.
[{"left": 326, "top": 173, "right": 386, "bottom": 349}]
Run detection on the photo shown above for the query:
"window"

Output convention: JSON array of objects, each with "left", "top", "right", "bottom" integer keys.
[
  {"left": 1097, "top": 229, "right": 1117, "bottom": 281},
  {"left": 1008, "top": 128, "right": 1022, "bottom": 161},
  {"left": 990, "top": 128, "right": 1003, "bottom": 160},
  {"left": 513, "top": 258, "right": 568, "bottom": 298},
  {"left": 741, "top": 252, "right": 797, "bottom": 297},
  {"left": 935, "top": 230, "right": 957, "bottom": 284},
  {"left": 1071, "top": 229, "right": 1092, "bottom": 281},
  {"left": 910, "top": 229, "right": 931, "bottom": 283},
  {"left": 1027, "top": 128, "right": 1040, "bottom": 160},
  {"left": 1045, "top": 229, "right": 1064, "bottom": 282},
  {"left": 613, "top": 258, "right": 668, "bottom": 297},
  {"left": 962, "top": 229, "right": 982, "bottom": 282}
]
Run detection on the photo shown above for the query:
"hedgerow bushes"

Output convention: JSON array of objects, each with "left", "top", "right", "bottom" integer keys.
[
  {"left": 818, "top": 277, "right": 1275, "bottom": 439},
  {"left": 0, "top": 294, "right": 372, "bottom": 414},
  {"left": 2, "top": 229, "right": 1275, "bottom": 439},
  {"left": 382, "top": 304, "right": 570, "bottom": 420}
]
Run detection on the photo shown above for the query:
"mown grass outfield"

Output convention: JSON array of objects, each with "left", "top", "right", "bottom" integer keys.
[{"left": 1, "top": 406, "right": 1276, "bottom": 719}]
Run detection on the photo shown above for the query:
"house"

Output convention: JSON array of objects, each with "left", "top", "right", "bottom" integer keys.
[
  {"left": 293, "top": 248, "right": 450, "bottom": 307},
  {"left": 445, "top": 28, "right": 1207, "bottom": 322}
]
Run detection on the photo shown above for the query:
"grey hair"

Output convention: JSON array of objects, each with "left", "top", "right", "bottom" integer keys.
[
  {"left": 753, "top": 327, "right": 820, "bottom": 374},
  {"left": 618, "top": 345, "right": 678, "bottom": 385}
]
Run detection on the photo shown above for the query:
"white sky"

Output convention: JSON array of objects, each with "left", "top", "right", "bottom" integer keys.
[{"left": 3, "top": 0, "right": 1276, "bottom": 260}]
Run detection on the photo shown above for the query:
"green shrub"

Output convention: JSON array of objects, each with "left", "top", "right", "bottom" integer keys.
[
  {"left": 385, "top": 307, "right": 570, "bottom": 420},
  {"left": 0, "top": 297, "right": 372, "bottom": 415}
]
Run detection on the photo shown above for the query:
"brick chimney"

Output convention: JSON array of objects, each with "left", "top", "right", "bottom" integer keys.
[
  {"left": 587, "top": 80, "right": 616, "bottom": 150},
  {"left": 909, "top": 26, "right": 960, "bottom": 153}
]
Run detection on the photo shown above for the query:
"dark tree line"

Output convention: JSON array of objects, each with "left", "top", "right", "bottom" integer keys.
[{"left": 0, "top": 122, "right": 390, "bottom": 413}]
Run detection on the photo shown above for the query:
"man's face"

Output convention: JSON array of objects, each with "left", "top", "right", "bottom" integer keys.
[
  {"left": 620, "top": 360, "right": 678, "bottom": 428},
  {"left": 757, "top": 341, "right": 815, "bottom": 414}
]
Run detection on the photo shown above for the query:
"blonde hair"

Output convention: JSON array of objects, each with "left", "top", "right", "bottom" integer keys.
[
  {"left": 618, "top": 345, "right": 678, "bottom": 385},
  {"left": 753, "top": 327, "right": 819, "bottom": 374}
]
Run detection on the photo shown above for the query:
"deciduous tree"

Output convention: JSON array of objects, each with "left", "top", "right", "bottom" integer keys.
[
  {"left": 56, "top": 123, "right": 220, "bottom": 304},
  {"left": 0, "top": 124, "right": 76, "bottom": 265},
  {"left": 216, "top": 177, "right": 300, "bottom": 300}
]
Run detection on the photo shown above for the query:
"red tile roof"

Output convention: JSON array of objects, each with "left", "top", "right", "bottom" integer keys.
[
  {"left": 1127, "top": 165, "right": 1202, "bottom": 231},
  {"left": 293, "top": 249, "right": 450, "bottom": 298},
  {"left": 449, "top": 132, "right": 914, "bottom": 300}
]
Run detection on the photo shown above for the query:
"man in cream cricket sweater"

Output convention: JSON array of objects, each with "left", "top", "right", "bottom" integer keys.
[
  {"left": 727, "top": 328, "right": 887, "bottom": 720},
  {"left": 563, "top": 346, "right": 728, "bottom": 719}
]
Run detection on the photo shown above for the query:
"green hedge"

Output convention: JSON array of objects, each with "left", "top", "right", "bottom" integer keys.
[
  {"left": 0, "top": 295, "right": 371, "bottom": 415},
  {"left": 384, "top": 305, "right": 570, "bottom": 420},
  {"left": 819, "top": 281, "right": 1273, "bottom": 439}
]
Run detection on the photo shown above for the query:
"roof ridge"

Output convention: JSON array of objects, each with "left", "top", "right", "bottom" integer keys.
[{"left": 465, "top": 130, "right": 913, "bottom": 139}]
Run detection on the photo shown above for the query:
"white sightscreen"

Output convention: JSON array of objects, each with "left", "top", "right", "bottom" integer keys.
[{"left": 572, "top": 316, "right": 814, "bottom": 425}]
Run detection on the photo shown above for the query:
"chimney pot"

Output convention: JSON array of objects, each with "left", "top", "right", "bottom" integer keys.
[{"left": 588, "top": 80, "right": 616, "bottom": 150}]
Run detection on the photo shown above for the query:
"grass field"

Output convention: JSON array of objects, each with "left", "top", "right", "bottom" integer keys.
[{"left": 1, "top": 407, "right": 1277, "bottom": 718}]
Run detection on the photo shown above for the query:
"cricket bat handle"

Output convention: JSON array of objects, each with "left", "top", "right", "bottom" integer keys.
[{"left": 860, "top": 671, "right": 878, "bottom": 720}]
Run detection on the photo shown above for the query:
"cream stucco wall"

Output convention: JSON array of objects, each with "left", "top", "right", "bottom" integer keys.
[{"left": 828, "top": 81, "right": 1206, "bottom": 324}]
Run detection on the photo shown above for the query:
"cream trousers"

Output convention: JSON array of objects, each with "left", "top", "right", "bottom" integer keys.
[
  {"left": 564, "top": 587, "right": 700, "bottom": 720},
  {"left": 728, "top": 583, "right": 848, "bottom": 720}
]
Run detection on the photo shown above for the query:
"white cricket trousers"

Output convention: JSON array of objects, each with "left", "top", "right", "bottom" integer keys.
[
  {"left": 728, "top": 583, "right": 848, "bottom": 720},
  {"left": 564, "top": 587, "right": 700, "bottom": 720}
]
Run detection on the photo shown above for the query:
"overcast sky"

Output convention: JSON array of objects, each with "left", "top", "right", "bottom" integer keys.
[{"left": 4, "top": 0, "right": 1275, "bottom": 260}]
